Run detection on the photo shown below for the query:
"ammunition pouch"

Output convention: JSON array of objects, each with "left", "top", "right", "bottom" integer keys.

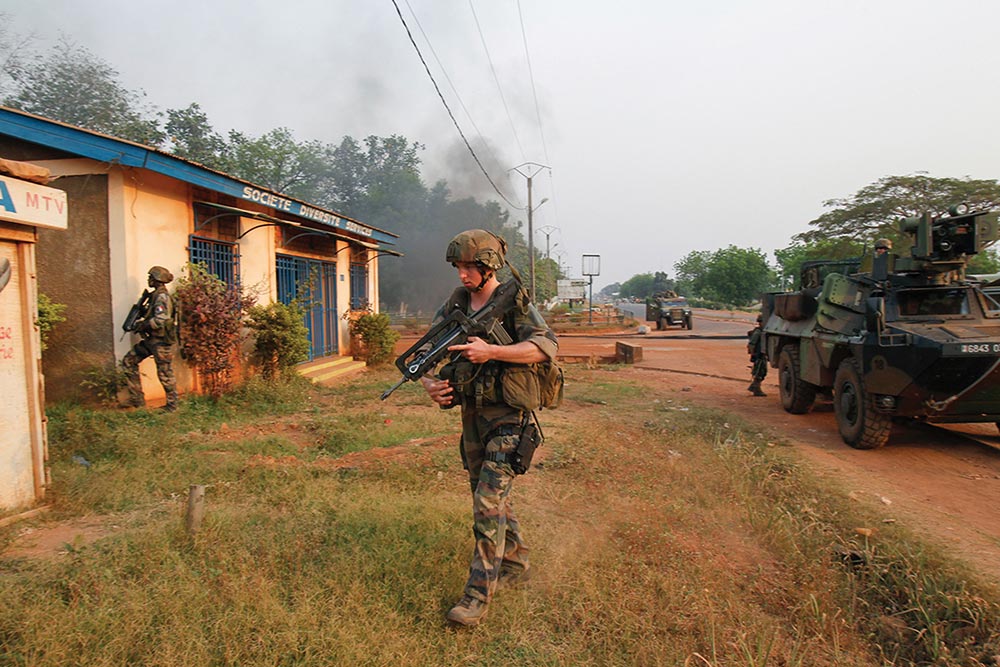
[
  {"left": 439, "top": 359, "right": 502, "bottom": 408},
  {"left": 500, "top": 364, "right": 541, "bottom": 411}
]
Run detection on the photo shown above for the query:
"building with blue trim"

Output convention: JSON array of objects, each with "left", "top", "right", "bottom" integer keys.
[{"left": 0, "top": 106, "right": 400, "bottom": 404}]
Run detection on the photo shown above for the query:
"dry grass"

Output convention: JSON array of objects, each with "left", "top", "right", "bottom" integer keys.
[{"left": 1, "top": 368, "right": 998, "bottom": 665}]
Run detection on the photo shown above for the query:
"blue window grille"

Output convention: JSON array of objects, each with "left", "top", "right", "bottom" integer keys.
[
  {"left": 350, "top": 262, "right": 368, "bottom": 309},
  {"left": 189, "top": 236, "right": 238, "bottom": 286}
]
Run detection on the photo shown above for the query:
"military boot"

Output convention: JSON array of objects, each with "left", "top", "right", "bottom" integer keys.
[
  {"left": 748, "top": 382, "right": 766, "bottom": 397},
  {"left": 446, "top": 594, "right": 488, "bottom": 627}
]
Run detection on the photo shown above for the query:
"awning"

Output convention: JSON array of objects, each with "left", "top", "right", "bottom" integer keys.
[{"left": 194, "top": 200, "right": 403, "bottom": 255}]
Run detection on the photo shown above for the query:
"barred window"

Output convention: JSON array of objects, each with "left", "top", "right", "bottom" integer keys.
[
  {"left": 189, "top": 236, "right": 239, "bottom": 287},
  {"left": 351, "top": 253, "right": 368, "bottom": 310}
]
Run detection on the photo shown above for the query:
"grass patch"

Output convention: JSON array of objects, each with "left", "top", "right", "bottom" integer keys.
[{"left": 1, "top": 367, "right": 998, "bottom": 665}]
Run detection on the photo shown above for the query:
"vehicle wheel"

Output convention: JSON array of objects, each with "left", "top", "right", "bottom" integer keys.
[
  {"left": 684, "top": 314, "right": 693, "bottom": 330},
  {"left": 834, "top": 358, "right": 891, "bottom": 449},
  {"left": 778, "top": 347, "right": 816, "bottom": 414}
]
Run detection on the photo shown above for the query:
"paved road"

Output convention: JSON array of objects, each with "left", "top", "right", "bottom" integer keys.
[{"left": 612, "top": 304, "right": 754, "bottom": 337}]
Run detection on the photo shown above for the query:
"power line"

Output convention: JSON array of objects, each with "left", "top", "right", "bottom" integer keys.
[
  {"left": 468, "top": 0, "right": 527, "bottom": 163},
  {"left": 516, "top": 0, "right": 549, "bottom": 165},
  {"left": 389, "top": 0, "right": 523, "bottom": 210},
  {"left": 402, "top": 0, "right": 521, "bottom": 208}
]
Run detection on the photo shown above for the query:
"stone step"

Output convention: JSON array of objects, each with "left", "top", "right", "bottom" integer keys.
[{"left": 297, "top": 355, "right": 367, "bottom": 385}]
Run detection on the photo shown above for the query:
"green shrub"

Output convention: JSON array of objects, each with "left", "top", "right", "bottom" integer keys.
[
  {"left": 79, "top": 363, "right": 129, "bottom": 406},
  {"left": 246, "top": 301, "right": 310, "bottom": 379},
  {"left": 348, "top": 311, "right": 400, "bottom": 366},
  {"left": 36, "top": 292, "right": 67, "bottom": 351}
]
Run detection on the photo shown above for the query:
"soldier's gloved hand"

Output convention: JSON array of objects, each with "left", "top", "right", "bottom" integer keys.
[{"left": 137, "top": 319, "right": 151, "bottom": 334}]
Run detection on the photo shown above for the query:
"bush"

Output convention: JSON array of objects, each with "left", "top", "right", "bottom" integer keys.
[
  {"left": 36, "top": 292, "right": 66, "bottom": 351},
  {"left": 246, "top": 301, "right": 310, "bottom": 379},
  {"left": 79, "top": 362, "right": 129, "bottom": 406},
  {"left": 174, "top": 264, "right": 255, "bottom": 397},
  {"left": 348, "top": 311, "right": 400, "bottom": 366}
]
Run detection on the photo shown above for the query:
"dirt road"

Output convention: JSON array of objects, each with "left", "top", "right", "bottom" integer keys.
[{"left": 558, "top": 309, "right": 1000, "bottom": 582}]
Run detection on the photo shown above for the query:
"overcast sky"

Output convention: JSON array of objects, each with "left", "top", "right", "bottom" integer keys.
[{"left": 3, "top": 1, "right": 999, "bottom": 288}]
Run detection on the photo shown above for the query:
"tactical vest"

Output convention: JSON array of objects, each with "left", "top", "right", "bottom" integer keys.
[{"left": 438, "top": 286, "right": 563, "bottom": 411}]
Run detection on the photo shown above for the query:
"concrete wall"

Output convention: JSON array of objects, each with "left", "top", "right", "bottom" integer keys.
[
  {"left": 36, "top": 174, "right": 112, "bottom": 402},
  {"left": 111, "top": 170, "right": 194, "bottom": 404}
]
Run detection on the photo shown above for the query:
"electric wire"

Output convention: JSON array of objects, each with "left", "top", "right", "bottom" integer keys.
[
  {"left": 402, "top": 0, "right": 522, "bottom": 208},
  {"left": 516, "top": 0, "right": 549, "bottom": 165},
  {"left": 468, "top": 0, "right": 527, "bottom": 162},
  {"left": 389, "top": 0, "right": 523, "bottom": 209},
  {"left": 514, "top": 0, "right": 563, "bottom": 271}
]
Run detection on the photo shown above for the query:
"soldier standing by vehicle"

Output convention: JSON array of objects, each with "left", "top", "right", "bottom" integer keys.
[
  {"left": 121, "top": 266, "right": 178, "bottom": 411},
  {"left": 747, "top": 315, "right": 767, "bottom": 397},
  {"left": 421, "top": 229, "right": 558, "bottom": 627}
]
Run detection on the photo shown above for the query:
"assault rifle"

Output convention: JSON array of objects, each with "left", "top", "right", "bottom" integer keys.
[
  {"left": 122, "top": 289, "right": 152, "bottom": 334},
  {"left": 380, "top": 278, "right": 522, "bottom": 400}
]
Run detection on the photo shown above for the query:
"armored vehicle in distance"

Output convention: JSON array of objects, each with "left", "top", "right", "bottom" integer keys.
[
  {"left": 646, "top": 291, "right": 693, "bottom": 330},
  {"left": 761, "top": 206, "right": 1000, "bottom": 449}
]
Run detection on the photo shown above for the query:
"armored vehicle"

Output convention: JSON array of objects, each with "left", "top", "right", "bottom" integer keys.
[
  {"left": 761, "top": 206, "right": 1000, "bottom": 449},
  {"left": 646, "top": 291, "right": 693, "bottom": 330}
]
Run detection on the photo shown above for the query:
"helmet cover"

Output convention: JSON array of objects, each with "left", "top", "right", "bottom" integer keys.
[
  {"left": 445, "top": 229, "right": 507, "bottom": 271},
  {"left": 148, "top": 266, "right": 174, "bottom": 283}
]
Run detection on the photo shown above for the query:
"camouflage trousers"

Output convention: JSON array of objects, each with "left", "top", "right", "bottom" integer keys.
[
  {"left": 459, "top": 405, "right": 530, "bottom": 603},
  {"left": 123, "top": 338, "right": 177, "bottom": 408},
  {"left": 751, "top": 355, "right": 768, "bottom": 383}
]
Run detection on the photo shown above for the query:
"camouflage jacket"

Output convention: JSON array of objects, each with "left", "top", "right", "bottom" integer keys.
[{"left": 143, "top": 286, "right": 175, "bottom": 342}]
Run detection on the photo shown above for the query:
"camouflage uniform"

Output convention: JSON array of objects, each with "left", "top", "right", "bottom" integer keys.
[
  {"left": 432, "top": 284, "right": 558, "bottom": 605},
  {"left": 123, "top": 270, "right": 177, "bottom": 410},
  {"left": 747, "top": 321, "right": 767, "bottom": 396}
]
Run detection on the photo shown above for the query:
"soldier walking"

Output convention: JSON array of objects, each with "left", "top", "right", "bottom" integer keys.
[
  {"left": 420, "top": 229, "right": 558, "bottom": 627},
  {"left": 121, "top": 266, "right": 178, "bottom": 411},
  {"left": 747, "top": 315, "right": 767, "bottom": 397}
]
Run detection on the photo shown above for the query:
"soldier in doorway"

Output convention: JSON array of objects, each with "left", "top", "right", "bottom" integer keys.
[
  {"left": 747, "top": 315, "right": 767, "bottom": 397},
  {"left": 121, "top": 266, "right": 178, "bottom": 411}
]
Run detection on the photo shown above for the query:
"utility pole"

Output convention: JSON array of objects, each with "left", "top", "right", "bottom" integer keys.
[
  {"left": 509, "top": 162, "right": 550, "bottom": 302},
  {"left": 537, "top": 225, "right": 558, "bottom": 259}
]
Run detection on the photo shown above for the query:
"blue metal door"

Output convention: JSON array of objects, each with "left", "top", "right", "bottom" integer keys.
[{"left": 276, "top": 255, "right": 338, "bottom": 360}]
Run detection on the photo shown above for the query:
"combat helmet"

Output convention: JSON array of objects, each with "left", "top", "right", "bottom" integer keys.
[
  {"left": 148, "top": 266, "right": 174, "bottom": 284},
  {"left": 446, "top": 229, "right": 507, "bottom": 271},
  {"left": 875, "top": 238, "right": 892, "bottom": 251}
]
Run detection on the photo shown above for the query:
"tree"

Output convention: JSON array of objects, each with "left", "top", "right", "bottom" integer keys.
[
  {"left": 774, "top": 238, "right": 866, "bottom": 290},
  {"left": 675, "top": 247, "right": 773, "bottom": 305},
  {"left": 5, "top": 37, "right": 164, "bottom": 145},
  {"left": 619, "top": 273, "right": 656, "bottom": 300},
  {"left": 164, "top": 103, "right": 227, "bottom": 168},
  {"left": 701, "top": 246, "right": 773, "bottom": 305},
  {"left": 797, "top": 173, "right": 1000, "bottom": 245},
  {"left": 224, "top": 127, "right": 335, "bottom": 201},
  {"left": 598, "top": 282, "right": 622, "bottom": 298},
  {"left": 673, "top": 251, "right": 712, "bottom": 297}
]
